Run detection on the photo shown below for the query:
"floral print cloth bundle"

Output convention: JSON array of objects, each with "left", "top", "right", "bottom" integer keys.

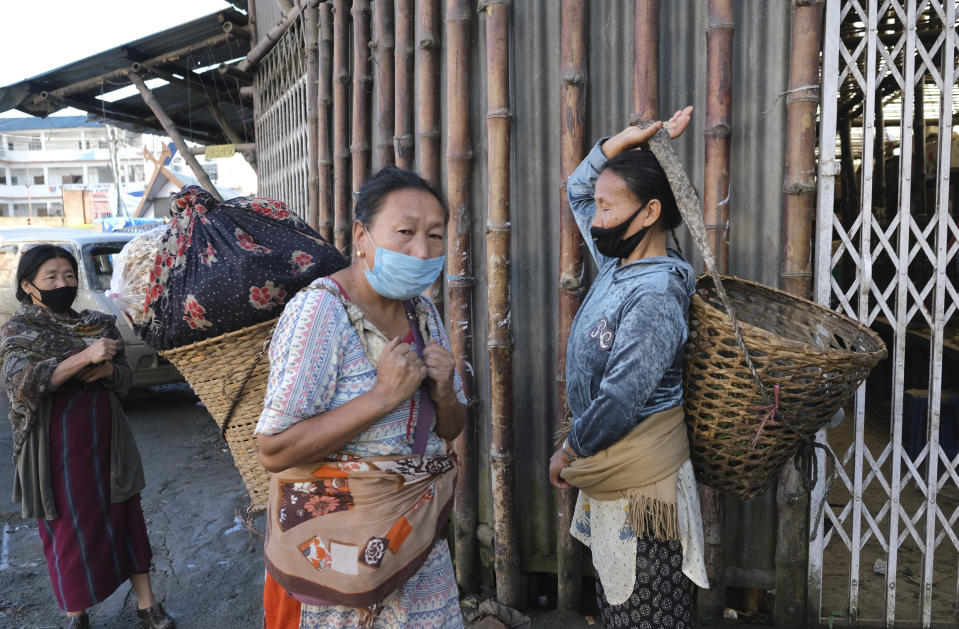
[{"left": 135, "top": 186, "right": 347, "bottom": 350}]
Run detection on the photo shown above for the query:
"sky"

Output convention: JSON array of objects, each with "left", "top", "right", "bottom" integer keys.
[{"left": 0, "top": 0, "right": 237, "bottom": 117}]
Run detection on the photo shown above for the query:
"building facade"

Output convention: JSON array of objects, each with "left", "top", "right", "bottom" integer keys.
[{"left": 0, "top": 116, "right": 146, "bottom": 218}]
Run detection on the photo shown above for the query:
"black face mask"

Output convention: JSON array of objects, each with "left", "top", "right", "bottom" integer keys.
[
  {"left": 29, "top": 282, "right": 77, "bottom": 314},
  {"left": 589, "top": 204, "right": 651, "bottom": 259}
]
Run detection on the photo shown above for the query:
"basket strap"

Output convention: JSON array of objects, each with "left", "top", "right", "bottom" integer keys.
[{"left": 220, "top": 335, "right": 273, "bottom": 435}]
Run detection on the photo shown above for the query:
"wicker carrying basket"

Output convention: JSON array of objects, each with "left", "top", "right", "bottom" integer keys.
[
  {"left": 160, "top": 318, "right": 277, "bottom": 510},
  {"left": 683, "top": 275, "right": 887, "bottom": 499}
]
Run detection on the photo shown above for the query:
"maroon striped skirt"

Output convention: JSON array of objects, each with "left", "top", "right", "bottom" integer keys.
[{"left": 37, "top": 389, "right": 152, "bottom": 612}]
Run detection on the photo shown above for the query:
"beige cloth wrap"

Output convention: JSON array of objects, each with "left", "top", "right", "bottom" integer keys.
[{"left": 561, "top": 406, "right": 689, "bottom": 541}]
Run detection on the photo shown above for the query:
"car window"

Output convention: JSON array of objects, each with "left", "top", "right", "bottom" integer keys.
[
  {"left": 84, "top": 243, "right": 129, "bottom": 292},
  {"left": 0, "top": 244, "right": 18, "bottom": 286}
]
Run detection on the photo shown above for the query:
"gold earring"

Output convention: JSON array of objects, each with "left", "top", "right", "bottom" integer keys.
[{"left": 357, "top": 250, "right": 365, "bottom": 258}]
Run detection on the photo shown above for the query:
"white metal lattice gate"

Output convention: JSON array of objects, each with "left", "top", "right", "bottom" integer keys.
[{"left": 811, "top": 0, "right": 959, "bottom": 626}]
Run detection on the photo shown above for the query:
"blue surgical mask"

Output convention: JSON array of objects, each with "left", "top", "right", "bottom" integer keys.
[{"left": 363, "top": 231, "right": 445, "bottom": 300}]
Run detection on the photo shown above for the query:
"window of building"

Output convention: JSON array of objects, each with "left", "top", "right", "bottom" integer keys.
[
  {"left": 33, "top": 175, "right": 44, "bottom": 185},
  {"left": 0, "top": 175, "right": 5, "bottom": 185},
  {"left": 6, "top": 142, "right": 12, "bottom": 151},
  {"left": 98, "top": 140, "right": 108, "bottom": 149},
  {"left": 10, "top": 176, "right": 17, "bottom": 185},
  {"left": 28, "top": 141, "right": 41, "bottom": 151}
]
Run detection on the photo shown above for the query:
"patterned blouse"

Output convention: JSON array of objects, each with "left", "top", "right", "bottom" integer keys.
[{"left": 255, "top": 276, "right": 465, "bottom": 628}]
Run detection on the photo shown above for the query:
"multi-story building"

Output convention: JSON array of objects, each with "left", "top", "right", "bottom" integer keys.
[{"left": 0, "top": 116, "right": 146, "bottom": 217}]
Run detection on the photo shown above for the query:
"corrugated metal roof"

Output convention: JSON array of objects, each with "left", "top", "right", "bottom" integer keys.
[{"left": 0, "top": 4, "right": 253, "bottom": 146}]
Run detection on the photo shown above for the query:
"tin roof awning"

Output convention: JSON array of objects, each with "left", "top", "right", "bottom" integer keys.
[{"left": 0, "top": 2, "right": 253, "bottom": 147}]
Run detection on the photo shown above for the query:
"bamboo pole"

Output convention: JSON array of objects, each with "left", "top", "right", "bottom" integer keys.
[
  {"left": 318, "top": 2, "right": 335, "bottom": 241},
  {"left": 416, "top": 0, "right": 444, "bottom": 313},
  {"left": 415, "top": 0, "right": 441, "bottom": 187},
  {"left": 239, "top": 2, "right": 309, "bottom": 73},
  {"left": 483, "top": 0, "right": 520, "bottom": 608},
  {"left": 333, "top": 0, "right": 352, "bottom": 256},
  {"left": 631, "top": 0, "right": 659, "bottom": 124},
  {"left": 445, "top": 0, "right": 478, "bottom": 595},
  {"left": 776, "top": 2, "right": 822, "bottom": 625},
  {"left": 557, "top": 0, "right": 588, "bottom": 611},
  {"left": 393, "top": 0, "right": 415, "bottom": 169},
  {"left": 304, "top": 1, "right": 321, "bottom": 230},
  {"left": 128, "top": 72, "right": 222, "bottom": 201},
  {"left": 352, "top": 0, "right": 373, "bottom": 204},
  {"left": 372, "top": 0, "right": 395, "bottom": 171},
  {"left": 698, "top": 0, "right": 733, "bottom": 623}
]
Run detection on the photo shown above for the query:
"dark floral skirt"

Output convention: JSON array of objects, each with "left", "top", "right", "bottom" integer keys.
[{"left": 595, "top": 538, "right": 692, "bottom": 629}]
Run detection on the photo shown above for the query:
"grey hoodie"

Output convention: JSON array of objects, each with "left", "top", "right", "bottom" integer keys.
[{"left": 565, "top": 139, "right": 695, "bottom": 458}]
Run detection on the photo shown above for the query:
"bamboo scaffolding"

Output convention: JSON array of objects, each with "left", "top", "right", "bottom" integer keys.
[
  {"left": 352, "top": 0, "right": 373, "bottom": 208},
  {"left": 631, "top": 0, "right": 659, "bottom": 124},
  {"left": 333, "top": 0, "right": 352, "bottom": 255},
  {"left": 304, "top": 2, "right": 321, "bottom": 230},
  {"left": 416, "top": 0, "right": 444, "bottom": 311},
  {"left": 483, "top": 0, "right": 520, "bottom": 608},
  {"left": 445, "top": 0, "right": 478, "bottom": 594},
  {"left": 372, "top": 0, "right": 396, "bottom": 171},
  {"left": 698, "top": 0, "right": 733, "bottom": 622},
  {"left": 393, "top": 0, "right": 415, "bottom": 169},
  {"left": 776, "top": 2, "right": 822, "bottom": 624},
  {"left": 128, "top": 72, "right": 222, "bottom": 201},
  {"left": 557, "top": 0, "right": 588, "bottom": 611},
  {"left": 318, "top": 2, "right": 335, "bottom": 242}
]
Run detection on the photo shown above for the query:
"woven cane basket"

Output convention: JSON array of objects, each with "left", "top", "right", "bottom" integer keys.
[
  {"left": 683, "top": 275, "right": 886, "bottom": 499},
  {"left": 160, "top": 318, "right": 277, "bottom": 510}
]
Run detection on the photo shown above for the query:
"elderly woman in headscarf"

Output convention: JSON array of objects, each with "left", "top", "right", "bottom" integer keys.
[
  {"left": 1, "top": 244, "right": 174, "bottom": 629},
  {"left": 549, "top": 108, "right": 710, "bottom": 629}
]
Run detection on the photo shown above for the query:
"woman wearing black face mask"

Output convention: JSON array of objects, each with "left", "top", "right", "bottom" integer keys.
[
  {"left": 0, "top": 245, "right": 174, "bottom": 629},
  {"left": 548, "top": 109, "right": 711, "bottom": 629}
]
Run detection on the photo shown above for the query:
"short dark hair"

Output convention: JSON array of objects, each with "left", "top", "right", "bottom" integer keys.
[
  {"left": 16, "top": 245, "right": 78, "bottom": 303},
  {"left": 600, "top": 149, "right": 682, "bottom": 231},
  {"left": 354, "top": 166, "right": 449, "bottom": 227}
]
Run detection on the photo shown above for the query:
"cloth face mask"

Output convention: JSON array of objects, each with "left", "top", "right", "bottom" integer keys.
[
  {"left": 29, "top": 283, "right": 77, "bottom": 314},
  {"left": 590, "top": 203, "right": 651, "bottom": 259},
  {"left": 363, "top": 231, "right": 445, "bottom": 300}
]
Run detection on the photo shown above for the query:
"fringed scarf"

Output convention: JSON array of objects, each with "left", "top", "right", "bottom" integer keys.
[
  {"left": 560, "top": 405, "right": 688, "bottom": 541},
  {"left": 0, "top": 303, "right": 117, "bottom": 461}
]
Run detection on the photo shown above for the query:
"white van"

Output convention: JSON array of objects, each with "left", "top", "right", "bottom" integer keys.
[{"left": 0, "top": 227, "right": 181, "bottom": 387}]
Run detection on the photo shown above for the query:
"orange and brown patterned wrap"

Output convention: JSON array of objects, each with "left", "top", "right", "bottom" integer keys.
[{"left": 263, "top": 451, "right": 456, "bottom": 612}]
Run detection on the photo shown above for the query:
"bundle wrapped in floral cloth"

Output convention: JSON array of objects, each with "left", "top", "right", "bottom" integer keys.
[{"left": 135, "top": 185, "right": 347, "bottom": 350}]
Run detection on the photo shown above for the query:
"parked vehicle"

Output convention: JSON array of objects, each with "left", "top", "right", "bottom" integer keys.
[{"left": 0, "top": 227, "right": 181, "bottom": 387}]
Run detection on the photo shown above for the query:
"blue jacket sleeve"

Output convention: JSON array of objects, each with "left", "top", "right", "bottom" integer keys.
[
  {"left": 566, "top": 138, "right": 617, "bottom": 271},
  {"left": 566, "top": 289, "right": 688, "bottom": 457}
]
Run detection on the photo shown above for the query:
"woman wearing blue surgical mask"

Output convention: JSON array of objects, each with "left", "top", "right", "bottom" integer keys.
[{"left": 256, "top": 167, "right": 467, "bottom": 628}]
